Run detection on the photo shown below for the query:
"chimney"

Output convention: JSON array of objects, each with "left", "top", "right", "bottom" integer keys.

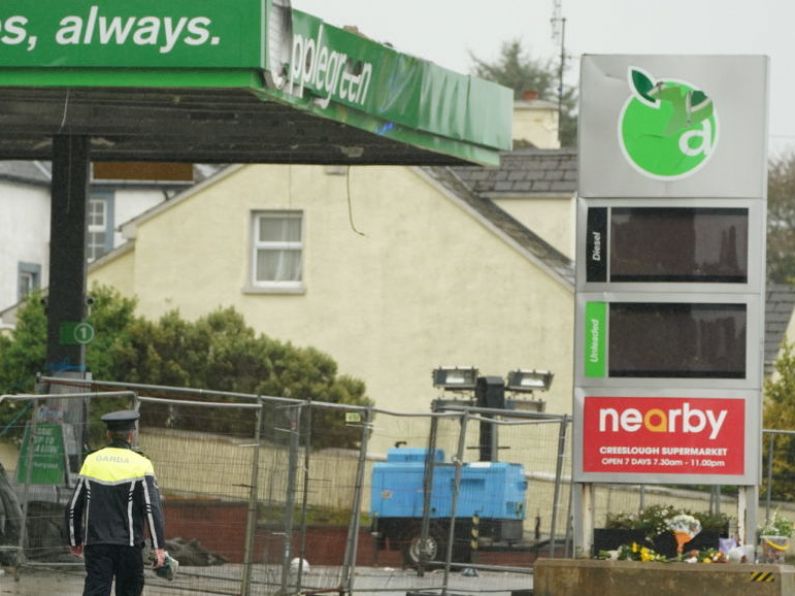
[{"left": 513, "top": 91, "right": 560, "bottom": 149}]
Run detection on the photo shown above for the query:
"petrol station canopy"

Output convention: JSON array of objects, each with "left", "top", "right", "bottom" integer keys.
[{"left": 0, "top": 0, "right": 512, "bottom": 166}]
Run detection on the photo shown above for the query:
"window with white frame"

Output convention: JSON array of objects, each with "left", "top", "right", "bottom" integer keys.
[
  {"left": 87, "top": 194, "right": 114, "bottom": 262},
  {"left": 18, "top": 262, "right": 41, "bottom": 301},
  {"left": 251, "top": 211, "right": 304, "bottom": 289}
]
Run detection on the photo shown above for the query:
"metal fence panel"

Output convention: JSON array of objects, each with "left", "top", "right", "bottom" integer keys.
[{"left": 10, "top": 380, "right": 795, "bottom": 595}]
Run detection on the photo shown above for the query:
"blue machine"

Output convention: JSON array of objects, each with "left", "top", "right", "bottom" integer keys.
[{"left": 370, "top": 448, "right": 528, "bottom": 565}]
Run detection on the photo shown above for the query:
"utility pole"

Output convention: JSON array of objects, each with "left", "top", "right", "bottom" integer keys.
[{"left": 551, "top": 0, "right": 567, "bottom": 146}]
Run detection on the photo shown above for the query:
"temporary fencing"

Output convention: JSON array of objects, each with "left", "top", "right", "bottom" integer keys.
[
  {"left": 0, "top": 377, "right": 570, "bottom": 595},
  {"left": 12, "top": 380, "right": 795, "bottom": 592},
  {"left": 362, "top": 404, "right": 571, "bottom": 595},
  {"left": 761, "top": 429, "right": 795, "bottom": 530}
]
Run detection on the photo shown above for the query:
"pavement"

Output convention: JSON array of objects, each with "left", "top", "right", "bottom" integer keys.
[{"left": 1, "top": 564, "right": 533, "bottom": 595}]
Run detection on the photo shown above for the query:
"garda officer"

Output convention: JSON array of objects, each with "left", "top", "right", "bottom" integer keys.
[{"left": 65, "top": 410, "right": 166, "bottom": 596}]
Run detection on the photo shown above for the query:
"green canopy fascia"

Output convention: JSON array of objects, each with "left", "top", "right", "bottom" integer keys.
[{"left": 0, "top": 1, "right": 511, "bottom": 166}]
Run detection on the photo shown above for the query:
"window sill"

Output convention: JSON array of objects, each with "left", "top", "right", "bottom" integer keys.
[{"left": 242, "top": 284, "right": 306, "bottom": 295}]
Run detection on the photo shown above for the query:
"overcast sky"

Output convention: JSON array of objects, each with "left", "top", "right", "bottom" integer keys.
[{"left": 293, "top": 0, "right": 795, "bottom": 157}]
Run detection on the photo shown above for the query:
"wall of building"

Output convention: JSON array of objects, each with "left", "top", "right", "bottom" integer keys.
[
  {"left": 513, "top": 100, "right": 560, "bottom": 149},
  {"left": 0, "top": 182, "right": 50, "bottom": 312},
  {"left": 92, "top": 164, "right": 574, "bottom": 447},
  {"left": 111, "top": 188, "right": 170, "bottom": 247},
  {"left": 493, "top": 195, "right": 575, "bottom": 259},
  {"left": 0, "top": 181, "right": 170, "bottom": 318},
  {"left": 89, "top": 245, "right": 136, "bottom": 298}
]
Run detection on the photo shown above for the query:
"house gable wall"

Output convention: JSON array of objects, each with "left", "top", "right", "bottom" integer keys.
[
  {"left": 107, "top": 164, "right": 574, "bottom": 421},
  {"left": 493, "top": 196, "right": 575, "bottom": 259}
]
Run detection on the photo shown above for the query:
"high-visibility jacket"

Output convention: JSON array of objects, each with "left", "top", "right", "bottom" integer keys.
[{"left": 65, "top": 443, "right": 165, "bottom": 549}]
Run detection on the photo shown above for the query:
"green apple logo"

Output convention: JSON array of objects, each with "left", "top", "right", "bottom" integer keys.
[{"left": 619, "top": 67, "right": 718, "bottom": 179}]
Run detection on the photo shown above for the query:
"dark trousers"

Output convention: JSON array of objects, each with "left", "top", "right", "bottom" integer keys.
[{"left": 83, "top": 544, "right": 144, "bottom": 596}]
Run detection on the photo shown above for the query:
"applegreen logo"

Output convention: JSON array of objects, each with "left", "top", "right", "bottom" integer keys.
[{"left": 619, "top": 67, "right": 718, "bottom": 180}]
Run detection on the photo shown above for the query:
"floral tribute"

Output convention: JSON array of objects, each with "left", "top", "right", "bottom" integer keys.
[
  {"left": 615, "top": 542, "right": 666, "bottom": 562},
  {"left": 666, "top": 514, "right": 702, "bottom": 555},
  {"left": 597, "top": 506, "right": 733, "bottom": 563}
]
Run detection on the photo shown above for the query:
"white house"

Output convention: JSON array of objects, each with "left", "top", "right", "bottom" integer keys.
[{"left": 0, "top": 162, "right": 211, "bottom": 321}]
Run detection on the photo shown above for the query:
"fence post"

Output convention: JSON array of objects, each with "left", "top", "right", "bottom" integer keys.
[
  {"left": 548, "top": 413, "right": 568, "bottom": 557},
  {"left": 766, "top": 430, "right": 774, "bottom": 524},
  {"left": 295, "top": 402, "right": 314, "bottom": 593},
  {"left": 280, "top": 404, "right": 302, "bottom": 595},
  {"left": 417, "top": 414, "right": 439, "bottom": 576},
  {"left": 341, "top": 407, "right": 372, "bottom": 594},
  {"left": 240, "top": 399, "right": 263, "bottom": 596},
  {"left": 16, "top": 397, "right": 40, "bottom": 564},
  {"left": 564, "top": 477, "right": 574, "bottom": 557},
  {"left": 442, "top": 412, "right": 469, "bottom": 596}
]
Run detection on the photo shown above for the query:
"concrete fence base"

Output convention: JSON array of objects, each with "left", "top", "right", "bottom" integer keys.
[{"left": 534, "top": 558, "right": 795, "bottom": 596}]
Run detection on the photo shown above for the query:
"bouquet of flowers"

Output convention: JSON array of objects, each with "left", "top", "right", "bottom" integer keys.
[
  {"left": 614, "top": 542, "right": 666, "bottom": 562},
  {"left": 667, "top": 513, "right": 702, "bottom": 555}
]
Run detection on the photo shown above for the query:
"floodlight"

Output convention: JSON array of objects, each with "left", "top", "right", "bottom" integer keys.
[
  {"left": 506, "top": 369, "right": 553, "bottom": 393},
  {"left": 432, "top": 366, "right": 478, "bottom": 390}
]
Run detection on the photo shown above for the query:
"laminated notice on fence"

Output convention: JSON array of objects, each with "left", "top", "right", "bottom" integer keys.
[{"left": 16, "top": 423, "right": 68, "bottom": 485}]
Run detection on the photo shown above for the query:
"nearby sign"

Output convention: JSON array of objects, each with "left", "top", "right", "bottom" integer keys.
[
  {"left": 581, "top": 396, "right": 744, "bottom": 476},
  {"left": 16, "top": 423, "right": 68, "bottom": 485},
  {"left": 579, "top": 55, "right": 769, "bottom": 198},
  {"left": 0, "top": 0, "right": 264, "bottom": 68}
]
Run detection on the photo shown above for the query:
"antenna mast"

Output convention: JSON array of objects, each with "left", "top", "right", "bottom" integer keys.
[{"left": 551, "top": 0, "right": 567, "bottom": 146}]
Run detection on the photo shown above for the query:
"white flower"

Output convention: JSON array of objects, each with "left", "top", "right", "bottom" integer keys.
[{"left": 666, "top": 514, "right": 702, "bottom": 537}]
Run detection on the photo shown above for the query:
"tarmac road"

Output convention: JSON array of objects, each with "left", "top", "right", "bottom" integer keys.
[{"left": 1, "top": 564, "right": 533, "bottom": 595}]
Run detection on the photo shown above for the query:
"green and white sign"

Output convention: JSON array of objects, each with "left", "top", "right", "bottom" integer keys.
[
  {"left": 16, "top": 423, "right": 67, "bottom": 485},
  {"left": 619, "top": 67, "right": 718, "bottom": 180},
  {"left": 60, "top": 321, "right": 94, "bottom": 345},
  {"left": 579, "top": 55, "right": 769, "bottom": 198},
  {"left": 0, "top": 0, "right": 265, "bottom": 68},
  {"left": 279, "top": 10, "right": 512, "bottom": 154},
  {"left": 0, "top": 2, "right": 511, "bottom": 165},
  {"left": 584, "top": 301, "right": 606, "bottom": 378}
]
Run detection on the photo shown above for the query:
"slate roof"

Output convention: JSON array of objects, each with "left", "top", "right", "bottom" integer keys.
[
  {"left": 424, "top": 165, "right": 575, "bottom": 287},
  {"left": 0, "top": 160, "right": 51, "bottom": 186},
  {"left": 765, "top": 283, "right": 795, "bottom": 375},
  {"left": 452, "top": 148, "right": 577, "bottom": 196}
]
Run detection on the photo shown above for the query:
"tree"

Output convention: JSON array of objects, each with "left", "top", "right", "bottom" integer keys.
[
  {"left": 767, "top": 152, "right": 795, "bottom": 283},
  {"left": 763, "top": 342, "right": 795, "bottom": 500},
  {"left": 470, "top": 39, "right": 577, "bottom": 147},
  {"left": 0, "top": 292, "right": 47, "bottom": 395},
  {"left": 0, "top": 284, "right": 370, "bottom": 449}
]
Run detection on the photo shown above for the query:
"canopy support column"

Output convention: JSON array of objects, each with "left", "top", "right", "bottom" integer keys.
[{"left": 46, "top": 135, "right": 90, "bottom": 374}]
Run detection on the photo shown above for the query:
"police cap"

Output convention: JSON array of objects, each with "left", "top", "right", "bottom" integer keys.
[{"left": 101, "top": 410, "right": 139, "bottom": 432}]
